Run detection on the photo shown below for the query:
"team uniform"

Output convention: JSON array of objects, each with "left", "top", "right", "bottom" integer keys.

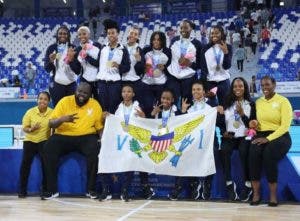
[
  {"left": 122, "top": 43, "right": 145, "bottom": 104},
  {"left": 76, "top": 40, "right": 102, "bottom": 100},
  {"left": 44, "top": 43, "right": 80, "bottom": 106},
  {"left": 219, "top": 100, "right": 256, "bottom": 201},
  {"left": 96, "top": 43, "right": 130, "bottom": 113},
  {"left": 167, "top": 36, "right": 202, "bottom": 103},
  {"left": 200, "top": 43, "right": 233, "bottom": 107},
  {"left": 141, "top": 46, "right": 172, "bottom": 117}
]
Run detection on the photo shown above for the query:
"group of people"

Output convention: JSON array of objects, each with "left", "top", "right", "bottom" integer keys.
[{"left": 18, "top": 18, "right": 293, "bottom": 207}]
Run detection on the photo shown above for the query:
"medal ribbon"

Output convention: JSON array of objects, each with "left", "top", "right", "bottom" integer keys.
[
  {"left": 123, "top": 104, "right": 133, "bottom": 126},
  {"left": 161, "top": 109, "right": 171, "bottom": 127},
  {"left": 180, "top": 39, "right": 189, "bottom": 56},
  {"left": 213, "top": 46, "right": 222, "bottom": 68},
  {"left": 108, "top": 48, "right": 115, "bottom": 61}
]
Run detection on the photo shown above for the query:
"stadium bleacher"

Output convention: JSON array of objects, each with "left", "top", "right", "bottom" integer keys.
[
  {"left": 0, "top": 8, "right": 299, "bottom": 96},
  {"left": 0, "top": 17, "right": 80, "bottom": 94}
]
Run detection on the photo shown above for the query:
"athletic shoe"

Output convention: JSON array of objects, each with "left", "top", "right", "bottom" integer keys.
[
  {"left": 239, "top": 185, "right": 253, "bottom": 202},
  {"left": 86, "top": 191, "right": 98, "bottom": 199},
  {"left": 226, "top": 182, "right": 239, "bottom": 201},
  {"left": 41, "top": 192, "right": 59, "bottom": 200}
]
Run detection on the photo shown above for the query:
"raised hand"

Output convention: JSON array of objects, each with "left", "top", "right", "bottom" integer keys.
[
  {"left": 49, "top": 51, "right": 56, "bottom": 63},
  {"left": 151, "top": 101, "right": 162, "bottom": 117},
  {"left": 181, "top": 98, "right": 190, "bottom": 113},
  {"left": 67, "top": 47, "right": 76, "bottom": 62},
  {"left": 235, "top": 101, "right": 245, "bottom": 116},
  {"left": 219, "top": 41, "right": 228, "bottom": 54},
  {"left": 134, "top": 48, "right": 141, "bottom": 62}
]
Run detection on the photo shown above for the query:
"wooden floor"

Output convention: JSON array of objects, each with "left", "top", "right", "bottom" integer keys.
[{"left": 0, "top": 195, "right": 299, "bottom": 221}]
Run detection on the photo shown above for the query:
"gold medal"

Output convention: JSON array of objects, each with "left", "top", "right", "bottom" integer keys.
[
  {"left": 153, "top": 69, "right": 161, "bottom": 77},
  {"left": 56, "top": 53, "right": 61, "bottom": 60},
  {"left": 106, "top": 61, "right": 112, "bottom": 68},
  {"left": 233, "top": 121, "right": 240, "bottom": 129}
]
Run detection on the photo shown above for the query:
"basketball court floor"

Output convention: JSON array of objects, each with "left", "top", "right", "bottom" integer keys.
[{"left": 0, "top": 196, "right": 299, "bottom": 221}]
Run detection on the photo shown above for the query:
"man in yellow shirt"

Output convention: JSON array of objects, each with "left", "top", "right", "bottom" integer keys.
[{"left": 42, "top": 82, "right": 103, "bottom": 200}]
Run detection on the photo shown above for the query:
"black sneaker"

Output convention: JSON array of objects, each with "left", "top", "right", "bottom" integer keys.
[
  {"left": 202, "top": 180, "right": 211, "bottom": 200},
  {"left": 226, "top": 182, "right": 238, "bottom": 201},
  {"left": 99, "top": 187, "right": 112, "bottom": 201},
  {"left": 120, "top": 188, "right": 130, "bottom": 202},
  {"left": 239, "top": 186, "right": 253, "bottom": 202},
  {"left": 41, "top": 192, "right": 59, "bottom": 200},
  {"left": 86, "top": 191, "right": 98, "bottom": 199},
  {"left": 168, "top": 186, "right": 182, "bottom": 201},
  {"left": 18, "top": 191, "right": 27, "bottom": 198},
  {"left": 190, "top": 182, "right": 201, "bottom": 200},
  {"left": 142, "top": 185, "right": 155, "bottom": 200}
]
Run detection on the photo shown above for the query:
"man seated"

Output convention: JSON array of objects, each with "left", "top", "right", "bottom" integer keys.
[{"left": 42, "top": 82, "right": 103, "bottom": 199}]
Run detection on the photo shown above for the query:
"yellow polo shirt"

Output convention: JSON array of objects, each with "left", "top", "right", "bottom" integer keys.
[
  {"left": 256, "top": 93, "right": 293, "bottom": 141},
  {"left": 22, "top": 106, "right": 53, "bottom": 143},
  {"left": 51, "top": 95, "right": 103, "bottom": 136}
]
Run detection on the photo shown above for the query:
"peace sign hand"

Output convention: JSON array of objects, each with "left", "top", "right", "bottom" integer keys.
[
  {"left": 181, "top": 98, "right": 190, "bottom": 113},
  {"left": 219, "top": 41, "right": 228, "bottom": 54},
  {"left": 151, "top": 102, "right": 162, "bottom": 117},
  {"left": 134, "top": 48, "right": 141, "bottom": 62}
]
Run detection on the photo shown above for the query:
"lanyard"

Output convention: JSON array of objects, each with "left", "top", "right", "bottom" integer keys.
[
  {"left": 123, "top": 104, "right": 133, "bottom": 126},
  {"left": 162, "top": 109, "right": 171, "bottom": 127},
  {"left": 213, "top": 46, "right": 222, "bottom": 66},
  {"left": 57, "top": 44, "right": 66, "bottom": 54},
  {"left": 152, "top": 53, "right": 160, "bottom": 68},
  {"left": 108, "top": 48, "right": 115, "bottom": 61},
  {"left": 180, "top": 39, "right": 189, "bottom": 56}
]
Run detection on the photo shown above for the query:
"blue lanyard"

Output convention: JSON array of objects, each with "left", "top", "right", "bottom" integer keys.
[
  {"left": 123, "top": 104, "right": 133, "bottom": 126},
  {"left": 162, "top": 109, "right": 171, "bottom": 127},
  {"left": 108, "top": 48, "right": 115, "bottom": 61},
  {"left": 180, "top": 40, "right": 189, "bottom": 56},
  {"left": 57, "top": 44, "right": 66, "bottom": 54},
  {"left": 233, "top": 104, "right": 241, "bottom": 121},
  {"left": 152, "top": 54, "right": 160, "bottom": 67},
  {"left": 213, "top": 46, "right": 222, "bottom": 66}
]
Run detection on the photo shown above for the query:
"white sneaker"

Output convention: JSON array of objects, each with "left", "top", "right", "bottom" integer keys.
[{"left": 42, "top": 192, "right": 59, "bottom": 200}]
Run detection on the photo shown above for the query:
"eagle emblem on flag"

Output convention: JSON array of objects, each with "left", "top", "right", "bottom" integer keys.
[{"left": 121, "top": 115, "right": 205, "bottom": 163}]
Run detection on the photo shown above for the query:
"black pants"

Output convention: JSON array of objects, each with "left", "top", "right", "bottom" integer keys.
[
  {"left": 221, "top": 137, "right": 251, "bottom": 182},
  {"left": 237, "top": 60, "right": 244, "bottom": 72},
  {"left": 101, "top": 171, "right": 149, "bottom": 190},
  {"left": 166, "top": 75, "right": 196, "bottom": 105},
  {"left": 43, "top": 134, "right": 100, "bottom": 193},
  {"left": 174, "top": 176, "right": 199, "bottom": 190},
  {"left": 49, "top": 81, "right": 76, "bottom": 107},
  {"left": 251, "top": 42, "right": 257, "bottom": 55},
  {"left": 19, "top": 141, "right": 46, "bottom": 193},
  {"left": 249, "top": 132, "right": 291, "bottom": 183},
  {"left": 97, "top": 80, "right": 122, "bottom": 113}
]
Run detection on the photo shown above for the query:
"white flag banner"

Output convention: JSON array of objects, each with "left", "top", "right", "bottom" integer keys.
[{"left": 98, "top": 108, "right": 217, "bottom": 177}]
